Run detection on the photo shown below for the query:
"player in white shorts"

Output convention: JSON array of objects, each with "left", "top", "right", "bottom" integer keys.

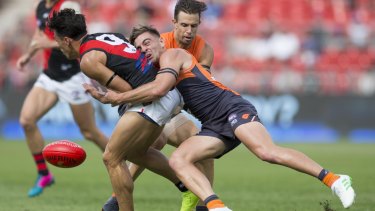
[
  {"left": 15, "top": 0, "right": 108, "bottom": 198},
  {"left": 34, "top": 72, "right": 92, "bottom": 105}
]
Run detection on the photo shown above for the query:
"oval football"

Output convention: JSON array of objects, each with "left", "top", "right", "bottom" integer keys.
[{"left": 42, "top": 140, "right": 86, "bottom": 168}]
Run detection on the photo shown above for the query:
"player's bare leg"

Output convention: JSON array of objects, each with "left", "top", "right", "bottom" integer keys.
[
  {"left": 234, "top": 121, "right": 355, "bottom": 208},
  {"left": 235, "top": 122, "right": 323, "bottom": 176},
  {"left": 106, "top": 115, "right": 204, "bottom": 211},
  {"left": 19, "top": 86, "right": 57, "bottom": 197},
  {"left": 70, "top": 102, "right": 108, "bottom": 151},
  {"left": 127, "top": 133, "right": 167, "bottom": 181},
  {"left": 127, "top": 112, "right": 197, "bottom": 180},
  {"left": 163, "top": 115, "right": 213, "bottom": 210},
  {"left": 103, "top": 112, "right": 182, "bottom": 211},
  {"left": 169, "top": 136, "right": 229, "bottom": 210}
]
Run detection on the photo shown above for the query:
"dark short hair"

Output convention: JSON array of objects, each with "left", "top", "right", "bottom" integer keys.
[
  {"left": 129, "top": 25, "right": 160, "bottom": 45},
  {"left": 174, "top": 0, "right": 207, "bottom": 21},
  {"left": 47, "top": 8, "right": 87, "bottom": 40}
]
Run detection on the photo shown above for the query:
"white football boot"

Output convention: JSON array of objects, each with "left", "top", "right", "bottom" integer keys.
[{"left": 331, "top": 175, "right": 355, "bottom": 208}]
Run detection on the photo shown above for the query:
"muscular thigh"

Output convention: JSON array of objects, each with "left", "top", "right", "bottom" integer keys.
[
  {"left": 20, "top": 86, "right": 58, "bottom": 121},
  {"left": 175, "top": 135, "right": 226, "bottom": 162},
  {"left": 163, "top": 113, "right": 199, "bottom": 147},
  {"left": 70, "top": 102, "right": 95, "bottom": 129},
  {"left": 106, "top": 112, "right": 163, "bottom": 162}
]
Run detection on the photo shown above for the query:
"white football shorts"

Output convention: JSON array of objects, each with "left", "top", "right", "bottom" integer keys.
[
  {"left": 34, "top": 72, "right": 91, "bottom": 105},
  {"left": 126, "top": 88, "right": 183, "bottom": 126}
]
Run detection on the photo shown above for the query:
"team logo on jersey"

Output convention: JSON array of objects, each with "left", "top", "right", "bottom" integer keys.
[
  {"left": 228, "top": 114, "right": 237, "bottom": 121},
  {"left": 61, "top": 64, "right": 72, "bottom": 71},
  {"left": 136, "top": 53, "right": 151, "bottom": 74},
  {"left": 242, "top": 113, "right": 250, "bottom": 119}
]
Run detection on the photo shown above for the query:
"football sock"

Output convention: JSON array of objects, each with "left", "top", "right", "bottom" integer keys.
[
  {"left": 33, "top": 153, "right": 48, "bottom": 176},
  {"left": 196, "top": 205, "right": 209, "bottom": 211},
  {"left": 204, "top": 195, "right": 225, "bottom": 209},
  {"left": 175, "top": 181, "right": 188, "bottom": 192},
  {"left": 318, "top": 169, "right": 340, "bottom": 187}
]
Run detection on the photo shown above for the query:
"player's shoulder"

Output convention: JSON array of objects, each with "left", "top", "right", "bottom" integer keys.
[
  {"left": 83, "top": 33, "right": 127, "bottom": 43},
  {"left": 160, "top": 31, "right": 173, "bottom": 39},
  {"left": 162, "top": 48, "right": 193, "bottom": 64},
  {"left": 164, "top": 48, "right": 190, "bottom": 56}
]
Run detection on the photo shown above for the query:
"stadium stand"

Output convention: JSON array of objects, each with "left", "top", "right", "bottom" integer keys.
[{"left": 0, "top": 0, "right": 374, "bottom": 96}]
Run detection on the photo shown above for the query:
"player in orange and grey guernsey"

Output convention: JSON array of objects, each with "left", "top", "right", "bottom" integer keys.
[
  {"left": 15, "top": 0, "right": 108, "bottom": 198},
  {"left": 102, "top": 1, "right": 215, "bottom": 211}
]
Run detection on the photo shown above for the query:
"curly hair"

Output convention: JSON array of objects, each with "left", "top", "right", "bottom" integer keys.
[{"left": 47, "top": 8, "right": 87, "bottom": 40}]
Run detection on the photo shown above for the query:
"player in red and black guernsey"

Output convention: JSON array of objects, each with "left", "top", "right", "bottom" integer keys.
[
  {"left": 79, "top": 32, "right": 158, "bottom": 102},
  {"left": 15, "top": 0, "right": 108, "bottom": 198},
  {"left": 86, "top": 25, "right": 356, "bottom": 211},
  {"left": 48, "top": 9, "right": 199, "bottom": 211}
]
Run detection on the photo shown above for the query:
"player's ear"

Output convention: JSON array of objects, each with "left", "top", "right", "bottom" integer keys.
[
  {"left": 64, "top": 37, "right": 74, "bottom": 46},
  {"left": 172, "top": 19, "right": 177, "bottom": 28},
  {"left": 160, "top": 37, "right": 165, "bottom": 48},
  {"left": 63, "top": 37, "right": 70, "bottom": 45}
]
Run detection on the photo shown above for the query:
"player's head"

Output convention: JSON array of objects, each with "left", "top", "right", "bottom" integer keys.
[
  {"left": 48, "top": 8, "right": 87, "bottom": 59},
  {"left": 172, "top": 0, "right": 207, "bottom": 47},
  {"left": 130, "top": 25, "right": 164, "bottom": 63}
]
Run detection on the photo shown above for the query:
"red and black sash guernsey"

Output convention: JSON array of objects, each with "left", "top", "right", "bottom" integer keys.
[
  {"left": 79, "top": 33, "right": 159, "bottom": 89},
  {"left": 36, "top": 0, "right": 80, "bottom": 82}
]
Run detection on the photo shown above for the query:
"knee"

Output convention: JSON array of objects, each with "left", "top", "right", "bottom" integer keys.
[
  {"left": 19, "top": 115, "right": 36, "bottom": 131},
  {"left": 254, "top": 147, "right": 279, "bottom": 164},
  {"left": 169, "top": 151, "right": 186, "bottom": 172},
  {"left": 79, "top": 127, "right": 96, "bottom": 142},
  {"left": 102, "top": 148, "right": 119, "bottom": 169}
]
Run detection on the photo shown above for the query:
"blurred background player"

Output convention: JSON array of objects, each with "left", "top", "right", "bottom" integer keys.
[
  {"left": 103, "top": 1, "right": 215, "bottom": 210},
  {"left": 16, "top": 0, "right": 108, "bottom": 197}
]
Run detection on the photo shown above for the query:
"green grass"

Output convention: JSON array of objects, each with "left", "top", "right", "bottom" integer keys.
[{"left": 0, "top": 139, "right": 374, "bottom": 211}]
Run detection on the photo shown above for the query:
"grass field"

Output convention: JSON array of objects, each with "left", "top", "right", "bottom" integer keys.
[{"left": 0, "top": 139, "right": 374, "bottom": 211}]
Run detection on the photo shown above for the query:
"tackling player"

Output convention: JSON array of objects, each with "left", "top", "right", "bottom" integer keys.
[
  {"left": 48, "top": 9, "right": 199, "bottom": 211},
  {"left": 85, "top": 25, "right": 356, "bottom": 211},
  {"left": 119, "top": 1, "right": 215, "bottom": 210},
  {"left": 16, "top": 0, "right": 108, "bottom": 197}
]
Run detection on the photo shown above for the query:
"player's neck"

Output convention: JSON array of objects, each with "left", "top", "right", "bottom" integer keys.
[{"left": 177, "top": 41, "right": 191, "bottom": 50}]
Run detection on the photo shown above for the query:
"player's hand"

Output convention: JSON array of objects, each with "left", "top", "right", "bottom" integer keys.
[
  {"left": 83, "top": 83, "right": 121, "bottom": 106},
  {"left": 31, "top": 33, "right": 52, "bottom": 49},
  {"left": 16, "top": 54, "right": 31, "bottom": 70}
]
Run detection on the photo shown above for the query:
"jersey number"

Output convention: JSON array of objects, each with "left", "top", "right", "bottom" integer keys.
[{"left": 96, "top": 34, "right": 136, "bottom": 54}]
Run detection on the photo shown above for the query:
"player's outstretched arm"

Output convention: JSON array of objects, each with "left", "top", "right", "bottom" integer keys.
[
  {"left": 85, "top": 49, "right": 187, "bottom": 105},
  {"left": 16, "top": 29, "right": 58, "bottom": 70},
  {"left": 86, "top": 71, "right": 177, "bottom": 106}
]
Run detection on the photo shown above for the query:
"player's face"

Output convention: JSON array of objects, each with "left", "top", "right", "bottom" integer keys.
[
  {"left": 54, "top": 34, "right": 79, "bottom": 60},
  {"left": 173, "top": 11, "right": 200, "bottom": 47},
  {"left": 134, "top": 32, "right": 164, "bottom": 63}
]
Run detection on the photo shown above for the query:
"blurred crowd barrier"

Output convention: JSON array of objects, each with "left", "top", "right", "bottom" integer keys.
[{"left": 0, "top": 0, "right": 375, "bottom": 142}]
